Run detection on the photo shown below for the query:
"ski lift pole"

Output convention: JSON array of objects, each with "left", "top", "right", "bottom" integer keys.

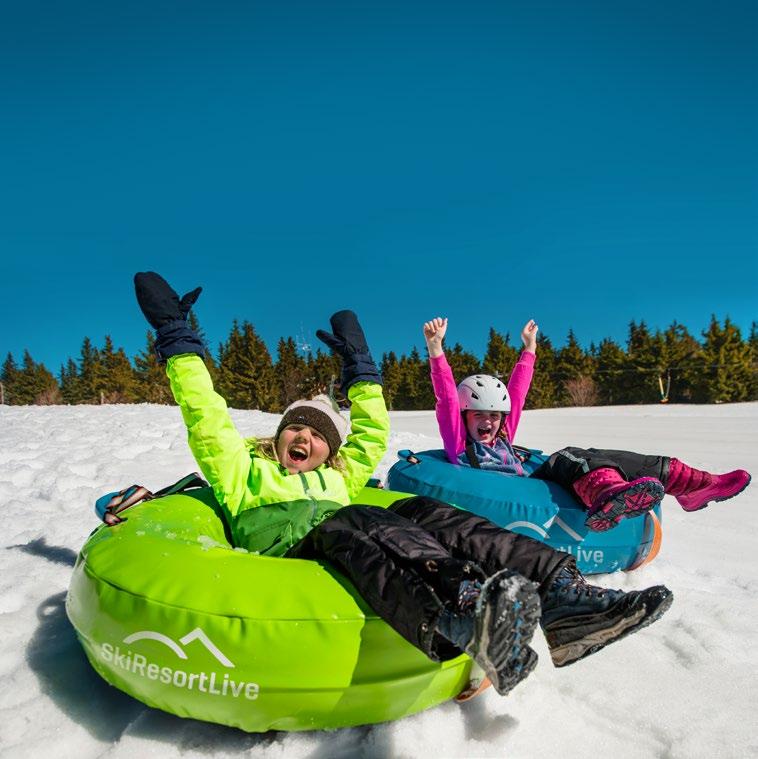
[{"left": 658, "top": 369, "right": 671, "bottom": 403}]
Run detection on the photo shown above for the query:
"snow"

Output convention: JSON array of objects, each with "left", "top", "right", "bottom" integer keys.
[{"left": 1, "top": 402, "right": 756, "bottom": 758}]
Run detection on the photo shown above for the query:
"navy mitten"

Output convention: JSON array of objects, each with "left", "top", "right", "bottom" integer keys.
[
  {"left": 134, "top": 271, "right": 205, "bottom": 361},
  {"left": 316, "top": 310, "right": 382, "bottom": 391}
]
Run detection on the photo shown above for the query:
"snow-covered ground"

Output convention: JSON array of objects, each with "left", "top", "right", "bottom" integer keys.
[{"left": 1, "top": 402, "right": 756, "bottom": 759}]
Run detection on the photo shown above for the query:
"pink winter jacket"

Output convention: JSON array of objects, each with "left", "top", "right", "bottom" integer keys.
[{"left": 429, "top": 351, "right": 536, "bottom": 465}]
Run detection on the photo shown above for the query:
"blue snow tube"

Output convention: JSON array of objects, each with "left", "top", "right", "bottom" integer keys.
[{"left": 386, "top": 449, "right": 662, "bottom": 575}]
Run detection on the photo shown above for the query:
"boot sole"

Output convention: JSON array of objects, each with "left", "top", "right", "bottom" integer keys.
[
  {"left": 469, "top": 570, "right": 541, "bottom": 695},
  {"left": 680, "top": 473, "right": 752, "bottom": 512},
  {"left": 549, "top": 586, "right": 673, "bottom": 668},
  {"left": 585, "top": 479, "right": 664, "bottom": 532},
  {"left": 456, "top": 647, "right": 541, "bottom": 702}
]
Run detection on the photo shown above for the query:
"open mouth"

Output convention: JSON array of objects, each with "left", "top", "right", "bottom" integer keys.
[
  {"left": 477, "top": 426, "right": 493, "bottom": 438},
  {"left": 288, "top": 445, "right": 308, "bottom": 462}
]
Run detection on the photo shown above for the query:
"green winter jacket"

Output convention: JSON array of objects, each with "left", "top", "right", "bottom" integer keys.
[{"left": 166, "top": 354, "right": 390, "bottom": 556}]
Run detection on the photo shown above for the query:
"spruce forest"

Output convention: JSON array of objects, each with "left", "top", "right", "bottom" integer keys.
[{"left": 2, "top": 315, "right": 756, "bottom": 410}]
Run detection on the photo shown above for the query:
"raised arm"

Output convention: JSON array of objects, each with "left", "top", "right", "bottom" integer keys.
[
  {"left": 504, "top": 319, "right": 538, "bottom": 443},
  {"left": 166, "top": 354, "right": 252, "bottom": 518},
  {"left": 424, "top": 317, "right": 466, "bottom": 462},
  {"left": 134, "top": 271, "right": 250, "bottom": 518},
  {"left": 339, "top": 381, "right": 390, "bottom": 498},
  {"left": 316, "top": 310, "right": 388, "bottom": 496}
]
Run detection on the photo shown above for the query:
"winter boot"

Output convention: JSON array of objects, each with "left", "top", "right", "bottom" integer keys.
[
  {"left": 540, "top": 562, "right": 673, "bottom": 667},
  {"left": 665, "top": 458, "right": 751, "bottom": 512},
  {"left": 574, "top": 467, "right": 665, "bottom": 532},
  {"left": 436, "top": 578, "right": 483, "bottom": 652},
  {"left": 457, "top": 569, "right": 542, "bottom": 695}
]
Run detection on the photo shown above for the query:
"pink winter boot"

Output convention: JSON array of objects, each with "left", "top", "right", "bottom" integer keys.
[
  {"left": 665, "top": 458, "right": 751, "bottom": 512},
  {"left": 573, "top": 468, "right": 665, "bottom": 532}
]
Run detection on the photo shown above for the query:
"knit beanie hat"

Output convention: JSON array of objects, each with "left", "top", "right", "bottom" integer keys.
[{"left": 275, "top": 395, "right": 348, "bottom": 456}]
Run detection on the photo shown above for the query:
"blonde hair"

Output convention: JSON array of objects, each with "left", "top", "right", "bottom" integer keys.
[{"left": 249, "top": 436, "right": 347, "bottom": 473}]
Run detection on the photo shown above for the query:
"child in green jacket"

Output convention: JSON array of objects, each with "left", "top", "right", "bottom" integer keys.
[
  {"left": 134, "top": 272, "right": 672, "bottom": 697},
  {"left": 164, "top": 345, "right": 388, "bottom": 557}
]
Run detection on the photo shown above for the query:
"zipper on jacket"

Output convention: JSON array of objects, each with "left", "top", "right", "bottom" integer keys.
[{"left": 297, "top": 472, "right": 321, "bottom": 524}]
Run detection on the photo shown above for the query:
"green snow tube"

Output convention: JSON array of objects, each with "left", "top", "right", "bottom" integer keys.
[{"left": 66, "top": 486, "right": 471, "bottom": 732}]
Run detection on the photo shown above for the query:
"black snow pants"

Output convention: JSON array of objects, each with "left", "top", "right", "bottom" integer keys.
[
  {"left": 286, "top": 496, "right": 571, "bottom": 662},
  {"left": 531, "top": 447, "right": 671, "bottom": 490}
]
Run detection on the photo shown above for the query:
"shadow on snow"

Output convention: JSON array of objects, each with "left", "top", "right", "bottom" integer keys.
[{"left": 18, "top": 539, "right": 399, "bottom": 756}]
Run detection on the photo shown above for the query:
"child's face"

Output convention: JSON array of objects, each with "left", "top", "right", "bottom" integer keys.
[
  {"left": 464, "top": 411, "right": 504, "bottom": 446},
  {"left": 276, "top": 424, "right": 331, "bottom": 474}
]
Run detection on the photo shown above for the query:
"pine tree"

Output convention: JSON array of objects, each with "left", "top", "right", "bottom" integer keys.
[
  {"left": 12, "top": 352, "right": 34, "bottom": 404},
  {"left": 620, "top": 321, "right": 660, "bottom": 404},
  {"left": 380, "top": 351, "right": 402, "bottom": 410},
  {"left": 133, "top": 331, "right": 172, "bottom": 403},
  {"left": 1, "top": 353, "right": 19, "bottom": 404},
  {"left": 12, "top": 350, "right": 60, "bottom": 404},
  {"left": 482, "top": 328, "right": 519, "bottom": 378},
  {"left": 303, "top": 349, "right": 342, "bottom": 400},
  {"left": 413, "top": 345, "right": 438, "bottom": 409},
  {"left": 100, "top": 335, "right": 137, "bottom": 403},
  {"left": 697, "top": 316, "right": 753, "bottom": 403},
  {"left": 217, "top": 321, "right": 278, "bottom": 410},
  {"left": 555, "top": 330, "right": 594, "bottom": 406},
  {"left": 446, "top": 344, "right": 480, "bottom": 384},
  {"left": 526, "top": 333, "right": 558, "bottom": 409},
  {"left": 33, "top": 361, "right": 61, "bottom": 404},
  {"left": 76, "top": 337, "right": 106, "bottom": 403},
  {"left": 659, "top": 322, "right": 701, "bottom": 403},
  {"left": 59, "top": 358, "right": 82, "bottom": 404},
  {"left": 394, "top": 348, "right": 428, "bottom": 410},
  {"left": 391, "top": 354, "right": 411, "bottom": 410},
  {"left": 276, "top": 337, "right": 307, "bottom": 410},
  {"left": 594, "top": 338, "right": 626, "bottom": 405}
]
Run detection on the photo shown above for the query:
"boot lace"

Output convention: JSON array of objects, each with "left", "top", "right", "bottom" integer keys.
[
  {"left": 553, "top": 564, "right": 607, "bottom": 599},
  {"left": 456, "top": 578, "right": 482, "bottom": 613}
]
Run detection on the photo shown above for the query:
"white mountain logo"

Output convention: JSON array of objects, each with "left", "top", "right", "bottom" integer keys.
[
  {"left": 504, "top": 513, "right": 556, "bottom": 540},
  {"left": 123, "top": 627, "right": 235, "bottom": 668}
]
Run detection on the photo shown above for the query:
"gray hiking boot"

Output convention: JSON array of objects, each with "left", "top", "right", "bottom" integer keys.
[
  {"left": 464, "top": 569, "right": 542, "bottom": 695},
  {"left": 541, "top": 563, "right": 673, "bottom": 667}
]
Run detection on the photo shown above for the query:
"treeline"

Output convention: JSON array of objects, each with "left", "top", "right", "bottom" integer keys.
[{"left": 2, "top": 315, "right": 757, "bottom": 410}]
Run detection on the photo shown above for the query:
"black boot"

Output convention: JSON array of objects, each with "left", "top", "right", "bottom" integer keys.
[
  {"left": 463, "top": 569, "right": 541, "bottom": 695},
  {"left": 541, "top": 563, "right": 673, "bottom": 667}
]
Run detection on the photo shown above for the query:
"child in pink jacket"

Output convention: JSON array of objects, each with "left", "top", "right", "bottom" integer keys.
[{"left": 424, "top": 317, "right": 751, "bottom": 531}]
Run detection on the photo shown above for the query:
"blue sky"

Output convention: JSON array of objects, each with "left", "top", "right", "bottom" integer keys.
[{"left": 1, "top": 0, "right": 756, "bottom": 372}]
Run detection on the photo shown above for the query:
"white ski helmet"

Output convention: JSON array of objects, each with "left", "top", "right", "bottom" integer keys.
[{"left": 456, "top": 375, "right": 511, "bottom": 414}]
